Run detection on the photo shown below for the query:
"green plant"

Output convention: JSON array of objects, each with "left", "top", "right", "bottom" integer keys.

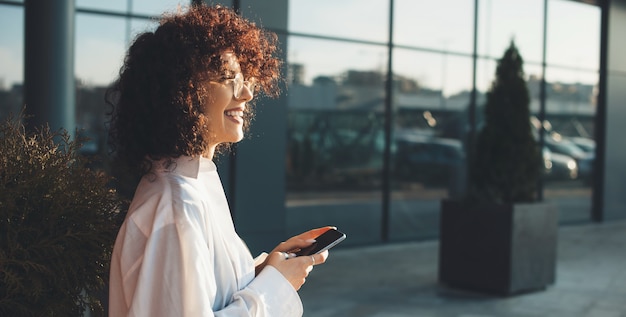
[
  {"left": 0, "top": 114, "right": 124, "bottom": 316},
  {"left": 468, "top": 41, "right": 541, "bottom": 203}
]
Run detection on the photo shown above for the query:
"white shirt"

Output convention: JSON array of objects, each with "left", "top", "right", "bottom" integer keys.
[{"left": 109, "top": 156, "right": 302, "bottom": 316}]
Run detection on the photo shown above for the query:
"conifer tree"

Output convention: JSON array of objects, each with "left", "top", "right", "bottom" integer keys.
[{"left": 469, "top": 41, "right": 541, "bottom": 203}]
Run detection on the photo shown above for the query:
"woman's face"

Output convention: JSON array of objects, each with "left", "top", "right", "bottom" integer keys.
[{"left": 201, "top": 52, "right": 254, "bottom": 151}]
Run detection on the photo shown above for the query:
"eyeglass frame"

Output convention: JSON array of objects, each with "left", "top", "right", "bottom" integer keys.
[{"left": 217, "top": 73, "right": 257, "bottom": 99}]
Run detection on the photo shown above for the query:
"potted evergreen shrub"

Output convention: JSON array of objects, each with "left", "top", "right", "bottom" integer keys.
[
  {"left": 0, "top": 113, "right": 124, "bottom": 316},
  {"left": 438, "top": 41, "right": 558, "bottom": 295}
]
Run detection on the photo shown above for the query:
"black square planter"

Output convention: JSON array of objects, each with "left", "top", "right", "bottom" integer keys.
[{"left": 438, "top": 199, "right": 558, "bottom": 296}]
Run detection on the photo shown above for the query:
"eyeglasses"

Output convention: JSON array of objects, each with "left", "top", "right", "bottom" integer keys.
[{"left": 220, "top": 73, "right": 257, "bottom": 99}]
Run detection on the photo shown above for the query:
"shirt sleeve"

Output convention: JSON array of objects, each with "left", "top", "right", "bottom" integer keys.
[
  {"left": 217, "top": 266, "right": 303, "bottom": 317},
  {"left": 118, "top": 197, "right": 302, "bottom": 317}
]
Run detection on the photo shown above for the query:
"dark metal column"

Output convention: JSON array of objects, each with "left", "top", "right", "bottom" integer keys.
[
  {"left": 537, "top": 0, "right": 548, "bottom": 201},
  {"left": 592, "top": 0, "right": 609, "bottom": 222},
  {"left": 466, "top": 0, "right": 478, "bottom": 195},
  {"left": 24, "top": 0, "right": 75, "bottom": 133},
  {"left": 381, "top": 0, "right": 394, "bottom": 242}
]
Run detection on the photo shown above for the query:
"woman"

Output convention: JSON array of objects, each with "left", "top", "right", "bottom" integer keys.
[{"left": 106, "top": 4, "right": 329, "bottom": 316}]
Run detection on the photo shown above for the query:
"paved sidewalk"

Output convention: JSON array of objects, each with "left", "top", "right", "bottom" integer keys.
[{"left": 300, "top": 220, "right": 626, "bottom": 317}]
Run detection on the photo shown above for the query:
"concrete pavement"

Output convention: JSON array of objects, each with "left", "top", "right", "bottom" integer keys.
[{"left": 299, "top": 220, "right": 626, "bottom": 317}]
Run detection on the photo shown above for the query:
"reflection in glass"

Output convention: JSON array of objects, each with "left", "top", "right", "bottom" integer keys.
[
  {"left": 287, "top": 36, "right": 388, "bottom": 89},
  {"left": 547, "top": 0, "right": 600, "bottom": 69},
  {"left": 130, "top": 18, "right": 160, "bottom": 40},
  {"left": 540, "top": 0, "right": 599, "bottom": 224},
  {"left": 477, "top": 57, "right": 543, "bottom": 106},
  {"left": 0, "top": 5, "right": 23, "bottom": 120},
  {"left": 475, "top": 57, "right": 495, "bottom": 104},
  {"left": 77, "top": 0, "right": 127, "bottom": 12},
  {"left": 288, "top": 0, "right": 389, "bottom": 43},
  {"left": 132, "top": 0, "right": 191, "bottom": 16},
  {"left": 521, "top": 63, "right": 544, "bottom": 114},
  {"left": 76, "top": 14, "right": 126, "bottom": 86},
  {"left": 478, "top": 0, "right": 544, "bottom": 63},
  {"left": 283, "top": 0, "right": 601, "bottom": 242},
  {"left": 77, "top": 0, "right": 193, "bottom": 16},
  {"left": 285, "top": 36, "right": 386, "bottom": 244},
  {"left": 394, "top": 0, "right": 474, "bottom": 54},
  {"left": 287, "top": 37, "right": 387, "bottom": 190},
  {"left": 390, "top": 49, "right": 473, "bottom": 241},
  {"left": 394, "top": 49, "right": 473, "bottom": 105},
  {"left": 541, "top": 67, "right": 598, "bottom": 223},
  {"left": 75, "top": 14, "right": 126, "bottom": 156}
]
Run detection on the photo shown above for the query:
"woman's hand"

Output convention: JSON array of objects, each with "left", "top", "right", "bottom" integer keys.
[
  {"left": 256, "top": 226, "right": 333, "bottom": 290},
  {"left": 265, "top": 249, "right": 328, "bottom": 291}
]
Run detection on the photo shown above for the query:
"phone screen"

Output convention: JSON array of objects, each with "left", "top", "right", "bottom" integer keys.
[{"left": 295, "top": 228, "right": 346, "bottom": 256}]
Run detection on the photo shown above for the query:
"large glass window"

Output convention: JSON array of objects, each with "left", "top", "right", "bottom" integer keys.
[
  {"left": 540, "top": 69, "right": 597, "bottom": 223},
  {"left": 285, "top": 36, "right": 387, "bottom": 245},
  {"left": 541, "top": 0, "right": 600, "bottom": 224},
  {"left": 75, "top": 14, "right": 127, "bottom": 156},
  {"left": 77, "top": 0, "right": 190, "bottom": 15},
  {"left": 132, "top": 0, "right": 192, "bottom": 16},
  {"left": 285, "top": 0, "right": 602, "bottom": 244},
  {"left": 394, "top": 0, "right": 474, "bottom": 54},
  {"left": 288, "top": 0, "right": 389, "bottom": 43},
  {"left": 391, "top": 0, "right": 471, "bottom": 241},
  {"left": 547, "top": 0, "right": 600, "bottom": 68},
  {"left": 0, "top": 5, "right": 23, "bottom": 120},
  {"left": 478, "top": 0, "right": 544, "bottom": 63},
  {"left": 77, "top": 0, "right": 127, "bottom": 13},
  {"left": 390, "top": 48, "right": 473, "bottom": 241},
  {"left": 76, "top": 15, "right": 126, "bottom": 87}
]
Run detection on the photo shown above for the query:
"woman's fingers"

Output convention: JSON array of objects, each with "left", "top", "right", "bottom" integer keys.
[
  {"left": 266, "top": 251, "right": 309, "bottom": 290},
  {"left": 286, "top": 226, "right": 335, "bottom": 250},
  {"left": 266, "top": 249, "right": 330, "bottom": 290},
  {"left": 272, "top": 227, "right": 333, "bottom": 253},
  {"left": 272, "top": 239, "right": 313, "bottom": 254},
  {"left": 310, "top": 250, "right": 328, "bottom": 267},
  {"left": 300, "top": 226, "right": 334, "bottom": 240}
]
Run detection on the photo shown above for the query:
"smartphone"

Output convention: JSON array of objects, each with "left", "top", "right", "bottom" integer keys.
[{"left": 295, "top": 228, "right": 346, "bottom": 256}]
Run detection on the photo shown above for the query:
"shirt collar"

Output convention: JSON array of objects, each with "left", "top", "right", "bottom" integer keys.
[{"left": 154, "top": 155, "right": 216, "bottom": 178}]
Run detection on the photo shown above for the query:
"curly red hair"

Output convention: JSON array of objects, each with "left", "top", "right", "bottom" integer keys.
[{"left": 106, "top": 4, "right": 281, "bottom": 176}]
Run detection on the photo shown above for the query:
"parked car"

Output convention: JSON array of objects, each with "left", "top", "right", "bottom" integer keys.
[
  {"left": 568, "top": 137, "right": 595, "bottom": 153},
  {"left": 543, "top": 147, "right": 578, "bottom": 181},
  {"left": 568, "top": 137, "right": 595, "bottom": 185},
  {"left": 393, "top": 133, "right": 465, "bottom": 188},
  {"left": 544, "top": 136, "right": 593, "bottom": 181}
]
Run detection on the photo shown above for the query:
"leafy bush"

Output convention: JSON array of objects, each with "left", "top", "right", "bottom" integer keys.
[
  {"left": 468, "top": 41, "right": 542, "bottom": 203},
  {"left": 0, "top": 114, "right": 124, "bottom": 316}
]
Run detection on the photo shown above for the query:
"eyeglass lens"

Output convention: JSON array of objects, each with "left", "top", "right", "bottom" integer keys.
[{"left": 232, "top": 73, "right": 255, "bottom": 99}]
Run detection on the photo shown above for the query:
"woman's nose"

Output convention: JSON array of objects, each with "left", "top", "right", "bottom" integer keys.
[{"left": 237, "top": 84, "right": 254, "bottom": 101}]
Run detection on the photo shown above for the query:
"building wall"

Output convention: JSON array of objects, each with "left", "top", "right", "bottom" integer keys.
[{"left": 602, "top": 0, "right": 626, "bottom": 220}]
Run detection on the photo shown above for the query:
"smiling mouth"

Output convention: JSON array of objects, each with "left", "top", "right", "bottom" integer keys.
[{"left": 225, "top": 110, "right": 244, "bottom": 123}]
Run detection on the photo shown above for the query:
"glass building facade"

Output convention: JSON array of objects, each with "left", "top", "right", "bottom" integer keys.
[
  {"left": 1, "top": 0, "right": 624, "bottom": 254},
  {"left": 282, "top": 0, "right": 601, "bottom": 246}
]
